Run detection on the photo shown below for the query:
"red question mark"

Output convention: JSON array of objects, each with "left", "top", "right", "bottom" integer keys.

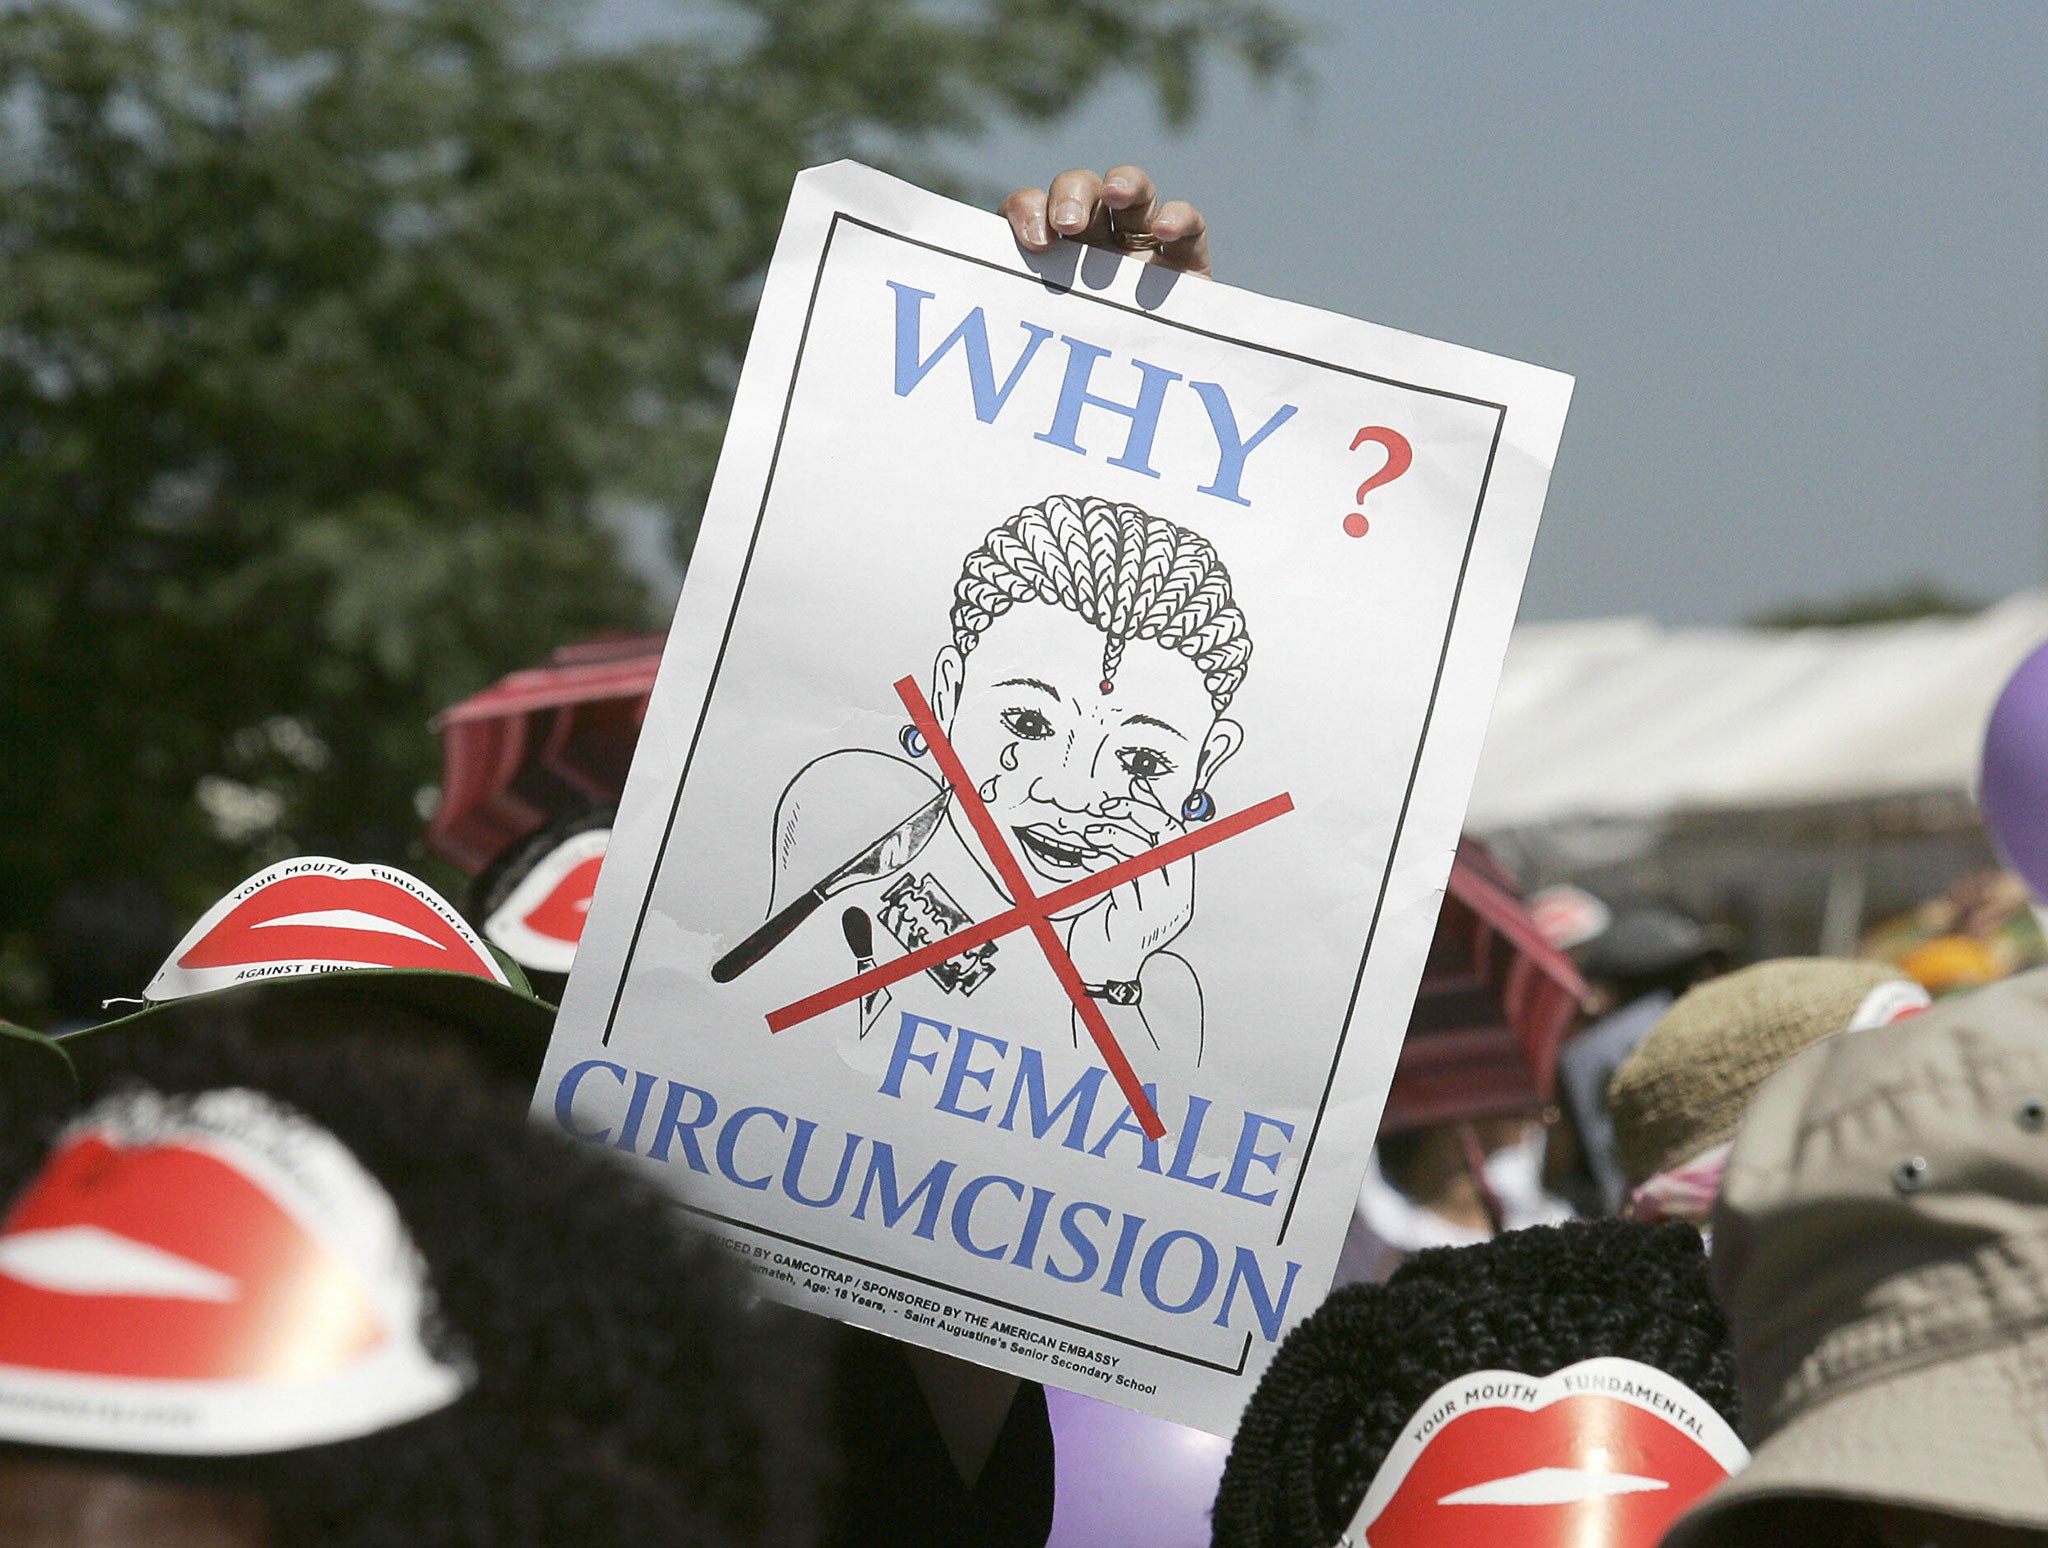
[{"left": 1344, "top": 427, "right": 1413, "bottom": 538}]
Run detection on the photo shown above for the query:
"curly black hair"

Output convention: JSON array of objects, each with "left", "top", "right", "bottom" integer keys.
[
  {"left": 0, "top": 1008, "right": 828, "bottom": 1548},
  {"left": 1209, "top": 1220, "right": 1737, "bottom": 1548}
]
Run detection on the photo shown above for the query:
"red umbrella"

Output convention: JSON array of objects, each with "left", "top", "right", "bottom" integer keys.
[
  {"left": 1380, "top": 839, "right": 1590, "bottom": 1134},
  {"left": 426, "top": 634, "right": 663, "bottom": 875}
]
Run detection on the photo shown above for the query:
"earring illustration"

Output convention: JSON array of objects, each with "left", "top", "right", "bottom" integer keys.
[
  {"left": 1181, "top": 789, "right": 1216, "bottom": 823},
  {"left": 899, "top": 725, "right": 928, "bottom": 759}
]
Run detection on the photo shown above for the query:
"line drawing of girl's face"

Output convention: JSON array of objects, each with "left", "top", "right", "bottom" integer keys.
[{"left": 932, "top": 601, "right": 1243, "bottom": 913}]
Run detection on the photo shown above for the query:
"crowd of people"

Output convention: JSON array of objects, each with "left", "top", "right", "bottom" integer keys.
[{"left": 4, "top": 164, "right": 2045, "bottom": 1548}]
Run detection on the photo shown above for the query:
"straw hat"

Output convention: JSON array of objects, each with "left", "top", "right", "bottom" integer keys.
[
  {"left": 1606, "top": 958, "right": 1920, "bottom": 1188},
  {"left": 1662, "top": 966, "right": 2048, "bottom": 1543}
]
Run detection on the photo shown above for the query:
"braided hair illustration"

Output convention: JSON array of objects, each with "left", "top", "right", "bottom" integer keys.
[{"left": 950, "top": 494, "right": 1251, "bottom": 711}]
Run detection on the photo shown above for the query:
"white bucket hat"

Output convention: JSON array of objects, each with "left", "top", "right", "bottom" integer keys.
[{"left": 1662, "top": 966, "right": 2048, "bottom": 1544}]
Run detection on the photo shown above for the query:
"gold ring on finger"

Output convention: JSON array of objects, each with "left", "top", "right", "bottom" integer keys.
[{"left": 1111, "top": 222, "right": 1163, "bottom": 252}]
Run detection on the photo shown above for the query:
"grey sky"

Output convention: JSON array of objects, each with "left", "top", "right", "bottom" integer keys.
[{"left": 601, "top": 1, "right": 2048, "bottom": 625}]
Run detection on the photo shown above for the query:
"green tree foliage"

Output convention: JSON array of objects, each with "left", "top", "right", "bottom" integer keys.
[
  {"left": 0, "top": 0, "right": 1296, "bottom": 1013},
  {"left": 1747, "top": 579, "right": 1980, "bottom": 630}
]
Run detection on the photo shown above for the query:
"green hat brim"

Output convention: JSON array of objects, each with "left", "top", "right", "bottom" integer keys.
[
  {"left": 0, "top": 1018, "right": 78, "bottom": 1104},
  {"left": 60, "top": 968, "right": 554, "bottom": 1086}
]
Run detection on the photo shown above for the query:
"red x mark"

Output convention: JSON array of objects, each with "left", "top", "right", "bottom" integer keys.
[{"left": 766, "top": 676, "right": 1293, "bottom": 1141}]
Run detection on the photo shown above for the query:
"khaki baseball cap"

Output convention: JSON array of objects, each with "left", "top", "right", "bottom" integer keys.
[
  {"left": 1607, "top": 958, "right": 1925, "bottom": 1188},
  {"left": 1662, "top": 966, "right": 2048, "bottom": 1544}
]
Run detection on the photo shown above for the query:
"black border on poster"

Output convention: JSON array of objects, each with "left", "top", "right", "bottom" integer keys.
[{"left": 596, "top": 210, "right": 1509, "bottom": 1366}]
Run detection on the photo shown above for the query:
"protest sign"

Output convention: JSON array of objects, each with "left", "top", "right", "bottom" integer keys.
[{"left": 536, "top": 161, "right": 1572, "bottom": 1433}]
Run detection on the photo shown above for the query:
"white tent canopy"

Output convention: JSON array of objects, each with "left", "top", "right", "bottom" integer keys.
[{"left": 1468, "top": 591, "right": 2048, "bottom": 834}]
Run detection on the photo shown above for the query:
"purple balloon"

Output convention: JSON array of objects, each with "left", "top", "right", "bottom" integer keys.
[
  {"left": 1046, "top": 1387, "right": 1231, "bottom": 1548},
  {"left": 1983, "top": 638, "right": 2048, "bottom": 897}
]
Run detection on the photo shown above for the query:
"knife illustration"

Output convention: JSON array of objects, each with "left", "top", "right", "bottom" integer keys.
[{"left": 711, "top": 788, "right": 951, "bottom": 983}]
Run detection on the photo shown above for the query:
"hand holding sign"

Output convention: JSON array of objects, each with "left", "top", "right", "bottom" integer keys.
[
  {"left": 1000, "top": 164, "right": 1212, "bottom": 277},
  {"left": 537, "top": 161, "right": 1573, "bottom": 1434}
]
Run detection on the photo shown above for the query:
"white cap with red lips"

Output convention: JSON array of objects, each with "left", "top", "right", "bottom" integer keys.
[
  {"left": 64, "top": 857, "right": 555, "bottom": 1081},
  {"left": 145, "top": 857, "right": 510, "bottom": 1002},
  {"left": 0, "top": 1086, "right": 471, "bottom": 1455},
  {"left": 480, "top": 828, "right": 608, "bottom": 977},
  {"left": 1341, "top": 1357, "right": 1748, "bottom": 1548}
]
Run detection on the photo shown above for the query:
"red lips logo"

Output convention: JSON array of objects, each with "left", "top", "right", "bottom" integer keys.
[
  {"left": 522, "top": 855, "right": 601, "bottom": 944},
  {"left": 145, "top": 858, "right": 508, "bottom": 1003},
  {"left": 0, "top": 1089, "right": 471, "bottom": 1456},
  {"left": 482, "top": 828, "right": 609, "bottom": 976},
  {"left": 0, "top": 1128, "right": 381, "bottom": 1381},
  {"left": 1347, "top": 1360, "right": 1747, "bottom": 1548},
  {"left": 1847, "top": 978, "right": 1931, "bottom": 1032}
]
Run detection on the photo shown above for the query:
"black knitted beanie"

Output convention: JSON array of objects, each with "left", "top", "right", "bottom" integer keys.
[{"left": 1209, "top": 1219, "right": 1737, "bottom": 1548}]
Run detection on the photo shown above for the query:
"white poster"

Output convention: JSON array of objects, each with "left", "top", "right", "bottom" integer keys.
[{"left": 537, "top": 161, "right": 1572, "bottom": 1434}]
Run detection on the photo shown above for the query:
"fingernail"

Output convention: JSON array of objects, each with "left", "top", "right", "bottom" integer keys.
[
  {"left": 1028, "top": 216, "right": 1050, "bottom": 246},
  {"left": 1052, "top": 200, "right": 1083, "bottom": 228}
]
